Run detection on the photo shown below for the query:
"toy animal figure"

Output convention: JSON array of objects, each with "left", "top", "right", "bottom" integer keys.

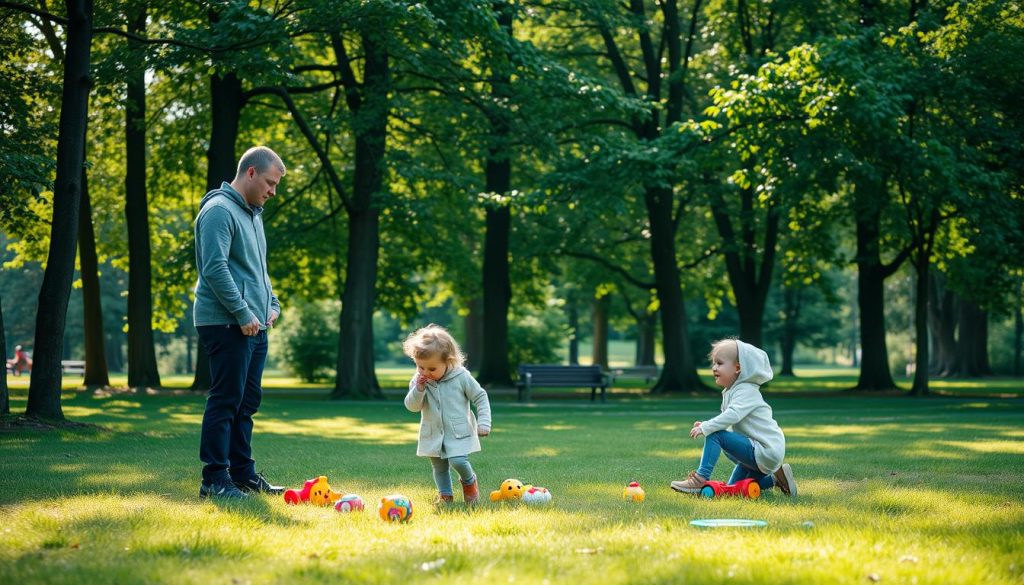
[
  {"left": 623, "top": 481, "right": 645, "bottom": 502},
  {"left": 335, "top": 494, "right": 365, "bottom": 513},
  {"left": 521, "top": 486, "right": 552, "bottom": 504},
  {"left": 489, "top": 478, "right": 526, "bottom": 502},
  {"left": 699, "top": 478, "right": 761, "bottom": 500},
  {"left": 378, "top": 494, "right": 413, "bottom": 523},
  {"left": 283, "top": 476, "right": 343, "bottom": 506}
]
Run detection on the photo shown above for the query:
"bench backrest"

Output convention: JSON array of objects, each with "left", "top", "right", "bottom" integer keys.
[{"left": 518, "top": 364, "right": 605, "bottom": 384}]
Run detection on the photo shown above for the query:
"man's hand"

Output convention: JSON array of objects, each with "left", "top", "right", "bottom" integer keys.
[
  {"left": 267, "top": 310, "right": 279, "bottom": 329},
  {"left": 241, "top": 316, "right": 261, "bottom": 336},
  {"left": 689, "top": 421, "right": 703, "bottom": 439}
]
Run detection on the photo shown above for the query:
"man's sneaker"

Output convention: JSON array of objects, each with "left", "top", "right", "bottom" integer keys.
[
  {"left": 670, "top": 471, "right": 709, "bottom": 494},
  {"left": 461, "top": 477, "right": 480, "bottom": 505},
  {"left": 773, "top": 463, "right": 797, "bottom": 497},
  {"left": 200, "top": 480, "right": 248, "bottom": 499},
  {"left": 233, "top": 472, "right": 285, "bottom": 495}
]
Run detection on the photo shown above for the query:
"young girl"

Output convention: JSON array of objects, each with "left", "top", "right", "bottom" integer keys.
[
  {"left": 670, "top": 338, "right": 797, "bottom": 497},
  {"left": 403, "top": 324, "right": 492, "bottom": 505}
]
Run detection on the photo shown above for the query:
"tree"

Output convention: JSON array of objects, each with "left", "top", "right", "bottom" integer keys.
[
  {"left": 25, "top": 0, "right": 94, "bottom": 420},
  {"left": 123, "top": 2, "right": 161, "bottom": 389}
]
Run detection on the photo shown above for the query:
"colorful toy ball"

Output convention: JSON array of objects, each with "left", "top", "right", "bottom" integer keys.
[
  {"left": 521, "top": 486, "right": 552, "bottom": 504},
  {"left": 378, "top": 494, "right": 413, "bottom": 523},
  {"left": 623, "top": 481, "right": 646, "bottom": 503},
  {"left": 335, "top": 494, "right": 365, "bottom": 513},
  {"left": 489, "top": 478, "right": 526, "bottom": 502}
]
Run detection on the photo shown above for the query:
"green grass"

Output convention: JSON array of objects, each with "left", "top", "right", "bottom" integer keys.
[{"left": 2, "top": 385, "right": 1023, "bottom": 584}]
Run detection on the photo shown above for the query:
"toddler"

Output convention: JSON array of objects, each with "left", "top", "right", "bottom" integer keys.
[
  {"left": 670, "top": 338, "right": 797, "bottom": 496},
  {"left": 403, "top": 324, "right": 492, "bottom": 505}
]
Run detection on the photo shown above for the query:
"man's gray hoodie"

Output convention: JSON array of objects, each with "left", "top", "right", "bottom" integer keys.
[
  {"left": 699, "top": 340, "right": 786, "bottom": 474},
  {"left": 193, "top": 182, "right": 280, "bottom": 329}
]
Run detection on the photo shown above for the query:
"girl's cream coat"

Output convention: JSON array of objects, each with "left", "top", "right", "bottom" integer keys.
[{"left": 404, "top": 366, "right": 492, "bottom": 458}]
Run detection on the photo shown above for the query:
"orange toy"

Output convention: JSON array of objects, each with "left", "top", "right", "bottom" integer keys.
[
  {"left": 489, "top": 478, "right": 526, "bottom": 502},
  {"left": 283, "top": 476, "right": 343, "bottom": 505}
]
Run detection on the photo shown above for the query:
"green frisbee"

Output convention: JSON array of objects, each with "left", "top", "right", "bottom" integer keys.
[{"left": 690, "top": 518, "right": 768, "bottom": 528}]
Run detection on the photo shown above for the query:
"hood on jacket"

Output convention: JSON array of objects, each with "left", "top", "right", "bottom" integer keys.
[
  {"left": 439, "top": 365, "right": 466, "bottom": 383},
  {"left": 199, "top": 182, "right": 260, "bottom": 215},
  {"left": 734, "top": 340, "right": 773, "bottom": 387}
]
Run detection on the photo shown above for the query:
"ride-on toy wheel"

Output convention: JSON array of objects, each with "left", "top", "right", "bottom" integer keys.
[
  {"left": 746, "top": 481, "right": 760, "bottom": 499},
  {"left": 700, "top": 485, "right": 716, "bottom": 499}
]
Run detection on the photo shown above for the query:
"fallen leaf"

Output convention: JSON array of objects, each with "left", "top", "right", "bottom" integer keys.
[
  {"left": 899, "top": 555, "right": 918, "bottom": 564},
  {"left": 867, "top": 573, "right": 881, "bottom": 582}
]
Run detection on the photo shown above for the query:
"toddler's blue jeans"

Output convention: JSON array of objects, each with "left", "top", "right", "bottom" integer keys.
[
  {"left": 697, "top": 430, "right": 776, "bottom": 490},
  {"left": 430, "top": 455, "right": 476, "bottom": 496}
]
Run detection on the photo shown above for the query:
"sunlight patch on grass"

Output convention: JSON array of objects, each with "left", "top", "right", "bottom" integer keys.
[
  {"left": 522, "top": 447, "right": 561, "bottom": 458},
  {"left": 936, "top": 439, "right": 1024, "bottom": 455},
  {"left": 257, "top": 416, "right": 419, "bottom": 445}
]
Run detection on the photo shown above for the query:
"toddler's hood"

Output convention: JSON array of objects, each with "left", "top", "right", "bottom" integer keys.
[
  {"left": 734, "top": 340, "right": 773, "bottom": 387},
  {"left": 439, "top": 365, "right": 466, "bottom": 382}
]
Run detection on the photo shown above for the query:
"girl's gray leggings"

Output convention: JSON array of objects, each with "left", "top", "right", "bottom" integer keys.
[{"left": 429, "top": 455, "right": 475, "bottom": 495}]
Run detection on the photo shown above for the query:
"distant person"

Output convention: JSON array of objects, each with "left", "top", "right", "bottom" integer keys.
[
  {"left": 670, "top": 338, "right": 797, "bottom": 497},
  {"left": 403, "top": 324, "right": 492, "bottom": 506},
  {"left": 194, "top": 146, "right": 285, "bottom": 499},
  {"left": 7, "top": 345, "right": 32, "bottom": 376}
]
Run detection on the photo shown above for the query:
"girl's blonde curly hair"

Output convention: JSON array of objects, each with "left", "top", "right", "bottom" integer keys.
[{"left": 402, "top": 324, "right": 466, "bottom": 367}]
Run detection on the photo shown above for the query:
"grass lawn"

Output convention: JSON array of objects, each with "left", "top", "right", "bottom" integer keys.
[{"left": 1, "top": 384, "right": 1023, "bottom": 584}]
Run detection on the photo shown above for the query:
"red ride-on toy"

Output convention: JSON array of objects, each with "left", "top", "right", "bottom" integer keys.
[{"left": 700, "top": 478, "right": 761, "bottom": 499}]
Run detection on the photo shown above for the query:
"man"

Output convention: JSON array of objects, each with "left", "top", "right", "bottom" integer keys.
[{"left": 194, "top": 146, "right": 286, "bottom": 499}]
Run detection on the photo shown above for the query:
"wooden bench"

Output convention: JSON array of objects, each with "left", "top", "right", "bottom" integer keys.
[
  {"left": 609, "top": 365, "right": 660, "bottom": 384},
  {"left": 61, "top": 360, "right": 86, "bottom": 375},
  {"left": 516, "top": 364, "right": 609, "bottom": 403}
]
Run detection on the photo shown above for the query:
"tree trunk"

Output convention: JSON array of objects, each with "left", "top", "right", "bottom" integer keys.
[
  {"left": 591, "top": 294, "right": 610, "bottom": 369},
  {"left": 478, "top": 203, "right": 511, "bottom": 384},
  {"left": 779, "top": 287, "right": 800, "bottom": 376},
  {"left": 27, "top": 0, "right": 94, "bottom": 421},
  {"left": 332, "top": 32, "right": 387, "bottom": 399},
  {"left": 192, "top": 69, "right": 243, "bottom": 391},
  {"left": 1, "top": 296, "right": 9, "bottom": 415},
  {"left": 709, "top": 183, "right": 778, "bottom": 349},
  {"left": 853, "top": 202, "right": 899, "bottom": 390},
  {"left": 79, "top": 163, "right": 110, "bottom": 387},
  {"left": 125, "top": 6, "right": 161, "bottom": 389},
  {"left": 464, "top": 297, "right": 483, "bottom": 371},
  {"left": 909, "top": 258, "right": 930, "bottom": 396},
  {"left": 955, "top": 300, "right": 990, "bottom": 377},
  {"left": 927, "top": 272, "right": 957, "bottom": 376},
  {"left": 635, "top": 311, "right": 656, "bottom": 366},
  {"left": 476, "top": 3, "right": 514, "bottom": 386},
  {"left": 1015, "top": 282, "right": 1022, "bottom": 377},
  {"left": 646, "top": 186, "right": 705, "bottom": 392},
  {"left": 333, "top": 208, "right": 383, "bottom": 398},
  {"left": 567, "top": 299, "right": 579, "bottom": 365}
]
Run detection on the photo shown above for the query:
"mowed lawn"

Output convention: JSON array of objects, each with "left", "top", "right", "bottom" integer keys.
[{"left": 1, "top": 384, "right": 1023, "bottom": 584}]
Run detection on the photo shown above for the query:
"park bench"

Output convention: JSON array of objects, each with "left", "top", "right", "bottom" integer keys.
[
  {"left": 516, "top": 364, "right": 609, "bottom": 403},
  {"left": 608, "top": 365, "right": 660, "bottom": 385},
  {"left": 61, "top": 360, "right": 86, "bottom": 375}
]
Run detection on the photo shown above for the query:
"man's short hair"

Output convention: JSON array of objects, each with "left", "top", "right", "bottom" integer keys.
[{"left": 236, "top": 146, "right": 286, "bottom": 178}]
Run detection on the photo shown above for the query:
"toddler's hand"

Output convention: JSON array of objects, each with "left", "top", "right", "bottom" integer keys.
[
  {"left": 478, "top": 426, "right": 490, "bottom": 437},
  {"left": 416, "top": 374, "right": 429, "bottom": 388}
]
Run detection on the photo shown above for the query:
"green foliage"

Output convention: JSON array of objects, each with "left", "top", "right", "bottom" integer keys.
[
  {"left": 278, "top": 300, "right": 339, "bottom": 383},
  {"left": 506, "top": 298, "right": 568, "bottom": 375}
]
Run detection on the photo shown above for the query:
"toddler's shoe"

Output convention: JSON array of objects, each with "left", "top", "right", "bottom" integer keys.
[
  {"left": 461, "top": 477, "right": 480, "bottom": 505},
  {"left": 434, "top": 494, "right": 455, "bottom": 507},
  {"left": 670, "top": 471, "right": 708, "bottom": 494},
  {"left": 773, "top": 463, "right": 797, "bottom": 497}
]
